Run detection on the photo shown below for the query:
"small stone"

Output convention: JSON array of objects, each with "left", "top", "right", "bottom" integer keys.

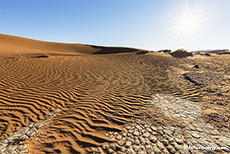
[
  {"left": 127, "top": 126, "right": 132, "bottom": 129},
  {"left": 151, "top": 126, "right": 157, "bottom": 131},
  {"left": 149, "top": 135, "right": 157, "bottom": 143},
  {"left": 177, "top": 149, "right": 190, "bottom": 154},
  {"left": 153, "top": 145, "right": 161, "bottom": 154},
  {"left": 146, "top": 127, "right": 152, "bottom": 133},
  {"left": 15, "top": 144, "right": 27, "bottom": 152},
  {"left": 107, "top": 148, "right": 114, "bottom": 154},
  {"left": 164, "top": 129, "right": 173, "bottom": 136},
  {"left": 5, "top": 145, "right": 17, "bottom": 153},
  {"left": 26, "top": 127, "right": 38, "bottom": 137},
  {"left": 139, "top": 137, "right": 145, "bottom": 145},
  {"left": 157, "top": 141, "right": 165, "bottom": 150},
  {"left": 136, "top": 125, "right": 142, "bottom": 130},
  {"left": 175, "top": 138, "right": 183, "bottom": 145},
  {"left": 102, "top": 142, "right": 109, "bottom": 149},
  {"left": 162, "top": 149, "right": 170, "bottom": 154},
  {"left": 127, "top": 133, "right": 133, "bottom": 138},
  {"left": 125, "top": 141, "right": 132, "bottom": 148},
  {"left": 128, "top": 129, "right": 133, "bottom": 134},
  {"left": 116, "top": 135, "right": 122, "bottom": 140},
  {"left": 36, "top": 122, "right": 45, "bottom": 129},
  {"left": 134, "top": 138, "right": 140, "bottom": 145},
  {"left": 142, "top": 131, "right": 150, "bottom": 138},
  {"left": 161, "top": 139, "right": 169, "bottom": 146},
  {"left": 167, "top": 145, "right": 176, "bottom": 153},
  {"left": 120, "top": 147, "right": 126, "bottom": 152},
  {"left": 98, "top": 148, "right": 104, "bottom": 154},
  {"left": 114, "top": 132, "right": 118, "bottom": 136},
  {"left": 110, "top": 143, "right": 117, "bottom": 150},
  {"left": 19, "top": 135, "right": 29, "bottom": 141},
  {"left": 168, "top": 138, "right": 174, "bottom": 143},
  {"left": 122, "top": 132, "right": 127, "bottom": 137},
  {"left": 146, "top": 145, "right": 153, "bottom": 153},
  {"left": 126, "top": 147, "right": 135, "bottom": 154},
  {"left": 137, "top": 145, "right": 145, "bottom": 152},
  {"left": 118, "top": 140, "right": 125, "bottom": 146},
  {"left": 109, "top": 136, "right": 115, "bottom": 140},
  {"left": 191, "top": 132, "right": 200, "bottom": 139},
  {"left": 145, "top": 138, "right": 150, "bottom": 145},
  {"left": 133, "top": 129, "right": 140, "bottom": 136}
]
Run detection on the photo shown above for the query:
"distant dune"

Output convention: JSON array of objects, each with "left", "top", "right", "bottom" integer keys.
[{"left": 0, "top": 34, "right": 146, "bottom": 57}]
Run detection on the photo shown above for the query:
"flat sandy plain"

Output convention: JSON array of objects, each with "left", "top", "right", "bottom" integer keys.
[{"left": 0, "top": 34, "right": 229, "bottom": 154}]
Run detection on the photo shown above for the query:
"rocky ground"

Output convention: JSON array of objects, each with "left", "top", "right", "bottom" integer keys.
[
  {"left": 90, "top": 94, "right": 230, "bottom": 154},
  {"left": 0, "top": 109, "right": 59, "bottom": 154}
]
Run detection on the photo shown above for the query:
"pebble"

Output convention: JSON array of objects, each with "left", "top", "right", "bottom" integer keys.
[
  {"left": 146, "top": 145, "right": 153, "bottom": 153},
  {"left": 152, "top": 145, "right": 161, "bottom": 154},
  {"left": 19, "top": 135, "right": 29, "bottom": 141},
  {"left": 191, "top": 132, "right": 201, "bottom": 139},
  {"left": 125, "top": 141, "right": 132, "bottom": 148},
  {"left": 120, "top": 147, "right": 126, "bottom": 152},
  {"left": 175, "top": 138, "right": 183, "bottom": 145},
  {"left": 102, "top": 142, "right": 109, "bottom": 149},
  {"left": 149, "top": 136, "right": 157, "bottom": 143},
  {"left": 139, "top": 137, "right": 145, "bottom": 145},
  {"left": 157, "top": 141, "right": 165, "bottom": 150},
  {"left": 133, "top": 129, "right": 140, "bottom": 136},
  {"left": 144, "top": 138, "right": 150, "bottom": 145},
  {"left": 134, "top": 138, "right": 140, "bottom": 145},
  {"left": 126, "top": 147, "right": 135, "bottom": 154},
  {"left": 142, "top": 132, "right": 150, "bottom": 138},
  {"left": 118, "top": 140, "right": 125, "bottom": 146},
  {"left": 107, "top": 148, "right": 115, "bottom": 154},
  {"left": 116, "top": 135, "right": 122, "bottom": 140},
  {"left": 110, "top": 143, "right": 117, "bottom": 150},
  {"left": 161, "top": 139, "right": 169, "bottom": 146},
  {"left": 151, "top": 126, "right": 157, "bottom": 131},
  {"left": 167, "top": 145, "right": 176, "bottom": 154}
]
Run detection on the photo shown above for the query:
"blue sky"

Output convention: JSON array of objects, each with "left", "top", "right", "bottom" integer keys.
[{"left": 0, "top": 0, "right": 229, "bottom": 51}]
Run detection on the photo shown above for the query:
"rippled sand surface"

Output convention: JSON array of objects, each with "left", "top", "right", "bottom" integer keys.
[{"left": 0, "top": 36, "right": 230, "bottom": 153}]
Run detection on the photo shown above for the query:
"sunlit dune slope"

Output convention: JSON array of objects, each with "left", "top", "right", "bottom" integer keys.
[{"left": 0, "top": 34, "right": 146, "bottom": 56}]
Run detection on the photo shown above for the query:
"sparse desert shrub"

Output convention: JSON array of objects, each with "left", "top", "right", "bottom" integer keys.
[
  {"left": 170, "top": 49, "right": 193, "bottom": 58},
  {"left": 158, "top": 49, "right": 171, "bottom": 53},
  {"left": 136, "top": 50, "right": 149, "bottom": 55},
  {"left": 217, "top": 52, "right": 230, "bottom": 55},
  {"left": 34, "top": 54, "right": 50, "bottom": 58}
]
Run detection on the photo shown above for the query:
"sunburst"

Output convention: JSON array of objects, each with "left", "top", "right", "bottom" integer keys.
[{"left": 172, "top": 0, "right": 203, "bottom": 37}]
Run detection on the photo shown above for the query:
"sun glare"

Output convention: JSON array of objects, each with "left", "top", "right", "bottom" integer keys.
[{"left": 173, "top": 1, "right": 203, "bottom": 37}]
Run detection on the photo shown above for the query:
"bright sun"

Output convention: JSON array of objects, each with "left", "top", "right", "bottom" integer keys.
[
  {"left": 173, "top": 1, "right": 203, "bottom": 37},
  {"left": 178, "top": 13, "right": 197, "bottom": 33}
]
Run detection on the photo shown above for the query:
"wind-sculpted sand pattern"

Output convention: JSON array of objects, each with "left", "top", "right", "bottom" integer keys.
[
  {"left": 0, "top": 109, "right": 59, "bottom": 154},
  {"left": 90, "top": 94, "right": 229, "bottom": 153},
  {"left": 0, "top": 54, "right": 172, "bottom": 153},
  {"left": 0, "top": 53, "right": 229, "bottom": 153}
]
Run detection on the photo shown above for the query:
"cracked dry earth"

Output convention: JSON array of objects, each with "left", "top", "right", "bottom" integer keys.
[
  {"left": 90, "top": 94, "right": 230, "bottom": 154},
  {"left": 0, "top": 109, "right": 59, "bottom": 154}
]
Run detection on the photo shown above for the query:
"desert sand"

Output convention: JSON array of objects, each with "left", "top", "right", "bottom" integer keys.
[{"left": 0, "top": 34, "right": 229, "bottom": 154}]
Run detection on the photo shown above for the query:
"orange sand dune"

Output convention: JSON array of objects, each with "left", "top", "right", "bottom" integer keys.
[
  {"left": 0, "top": 34, "right": 229, "bottom": 154},
  {"left": 0, "top": 34, "right": 145, "bottom": 57},
  {"left": 0, "top": 33, "right": 99, "bottom": 56}
]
